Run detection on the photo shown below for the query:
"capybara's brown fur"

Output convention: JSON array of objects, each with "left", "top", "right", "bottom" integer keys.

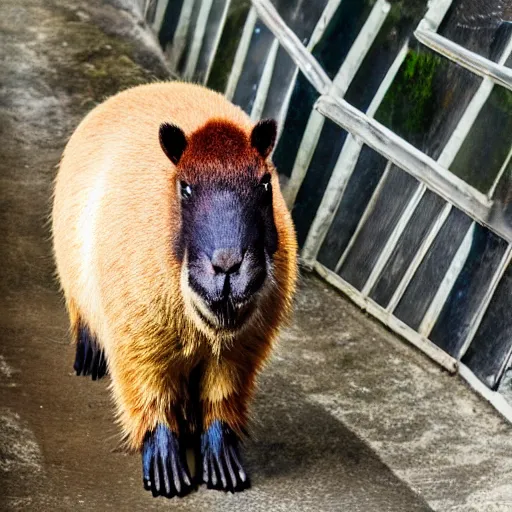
[{"left": 52, "top": 82, "right": 297, "bottom": 495}]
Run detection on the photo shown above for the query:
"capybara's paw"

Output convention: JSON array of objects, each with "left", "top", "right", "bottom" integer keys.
[
  {"left": 74, "top": 325, "right": 107, "bottom": 380},
  {"left": 201, "top": 421, "right": 250, "bottom": 493},
  {"left": 142, "top": 424, "right": 194, "bottom": 498}
]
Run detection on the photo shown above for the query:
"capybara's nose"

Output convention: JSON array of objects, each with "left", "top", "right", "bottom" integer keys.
[{"left": 211, "top": 248, "right": 243, "bottom": 275}]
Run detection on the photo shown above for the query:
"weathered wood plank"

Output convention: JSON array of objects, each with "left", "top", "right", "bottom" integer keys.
[{"left": 415, "top": 26, "right": 512, "bottom": 91}]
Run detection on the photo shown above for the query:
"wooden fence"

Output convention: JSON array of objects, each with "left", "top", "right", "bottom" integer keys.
[{"left": 145, "top": 0, "right": 512, "bottom": 420}]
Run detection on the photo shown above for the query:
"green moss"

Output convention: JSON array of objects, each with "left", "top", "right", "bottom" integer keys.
[{"left": 376, "top": 48, "right": 442, "bottom": 138}]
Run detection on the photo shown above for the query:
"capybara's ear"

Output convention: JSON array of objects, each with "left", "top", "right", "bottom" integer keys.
[
  {"left": 251, "top": 119, "right": 277, "bottom": 159},
  {"left": 159, "top": 123, "right": 187, "bottom": 165}
]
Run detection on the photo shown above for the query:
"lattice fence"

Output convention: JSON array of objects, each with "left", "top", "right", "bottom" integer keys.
[{"left": 145, "top": 0, "right": 512, "bottom": 420}]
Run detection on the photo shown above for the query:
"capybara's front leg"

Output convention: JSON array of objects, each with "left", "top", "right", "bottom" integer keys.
[
  {"left": 142, "top": 424, "right": 193, "bottom": 497},
  {"left": 109, "top": 343, "right": 194, "bottom": 498},
  {"left": 200, "top": 359, "right": 254, "bottom": 492},
  {"left": 201, "top": 420, "right": 250, "bottom": 492}
]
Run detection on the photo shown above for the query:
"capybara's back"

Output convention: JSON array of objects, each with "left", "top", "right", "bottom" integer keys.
[{"left": 52, "top": 82, "right": 297, "bottom": 498}]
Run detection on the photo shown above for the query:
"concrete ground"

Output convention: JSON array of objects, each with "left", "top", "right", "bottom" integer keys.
[{"left": 2, "top": 0, "right": 512, "bottom": 510}]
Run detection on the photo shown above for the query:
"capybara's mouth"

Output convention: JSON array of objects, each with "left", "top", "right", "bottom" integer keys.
[{"left": 194, "top": 297, "right": 254, "bottom": 332}]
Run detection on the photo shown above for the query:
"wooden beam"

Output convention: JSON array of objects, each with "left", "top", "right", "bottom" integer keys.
[{"left": 415, "top": 26, "right": 512, "bottom": 91}]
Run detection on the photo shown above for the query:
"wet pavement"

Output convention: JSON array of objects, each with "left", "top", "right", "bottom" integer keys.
[{"left": 2, "top": 1, "right": 512, "bottom": 511}]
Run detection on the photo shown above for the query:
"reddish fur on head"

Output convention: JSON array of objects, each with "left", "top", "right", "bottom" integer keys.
[
  {"left": 178, "top": 120, "right": 261, "bottom": 190},
  {"left": 185, "top": 120, "right": 254, "bottom": 166},
  {"left": 163, "top": 118, "right": 277, "bottom": 187}
]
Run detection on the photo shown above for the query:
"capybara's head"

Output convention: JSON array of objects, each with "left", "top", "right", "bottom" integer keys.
[{"left": 159, "top": 118, "right": 279, "bottom": 335}]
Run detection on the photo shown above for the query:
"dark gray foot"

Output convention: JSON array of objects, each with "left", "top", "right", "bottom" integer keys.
[
  {"left": 73, "top": 325, "right": 107, "bottom": 380},
  {"left": 142, "top": 424, "right": 194, "bottom": 498},
  {"left": 201, "top": 421, "right": 250, "bottom": 493}
]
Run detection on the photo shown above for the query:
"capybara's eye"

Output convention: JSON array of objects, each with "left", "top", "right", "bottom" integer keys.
[
  {"left": 180, "top": 181, "right": 192, "bottom": 200},
  {"left": 259, "top": 173, "right": 271, "bottom": 192}
]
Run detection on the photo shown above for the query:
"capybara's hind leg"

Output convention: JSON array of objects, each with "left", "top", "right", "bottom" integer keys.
[
  {"left": 66, "top": 298, "right": 107, "bottom": 380},
  {"left": 66, "top": 297, "right": 107, "bottom": 380},
  {"left": 74, "top": 324, "right": 108, "bottom": 380}
]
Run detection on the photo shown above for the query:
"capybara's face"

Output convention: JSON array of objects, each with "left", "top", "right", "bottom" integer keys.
[
  {"left": 178, "top": 176, "right": 278, "bottom": 331},
  {"left": 159, "top": 118, "right": 279, "bottom": 335}
]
